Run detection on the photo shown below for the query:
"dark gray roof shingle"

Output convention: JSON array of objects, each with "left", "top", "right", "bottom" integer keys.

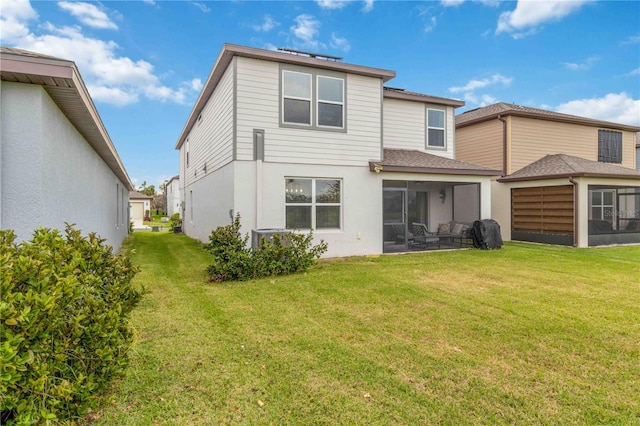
[
  {"left": 498, "top": 154, "right": 640, "bottom": 182},
  {"left": 370, "top": 149, "right": 500, "bottom": 176}
]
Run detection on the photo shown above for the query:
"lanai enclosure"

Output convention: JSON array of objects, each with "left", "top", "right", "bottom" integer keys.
[{"left": 373, "top": 149, "right": 499, "bottom": 253}]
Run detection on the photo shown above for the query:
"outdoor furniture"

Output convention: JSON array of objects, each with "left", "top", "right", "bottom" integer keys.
[{"left": 411, "top": 223, "right": 440, "bottom": 249}]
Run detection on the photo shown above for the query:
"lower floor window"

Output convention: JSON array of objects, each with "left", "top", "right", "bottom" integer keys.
[{"left": 285, "top": 178, "right": 341, "bottom": 230}]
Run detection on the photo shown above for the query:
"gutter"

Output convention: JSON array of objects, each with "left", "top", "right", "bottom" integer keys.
[
  {"left": 569, "top": 177, "right": 579, "bottom": 247},
  {"left": 497, "top": 115, "right": 507, "bottom": 176}
]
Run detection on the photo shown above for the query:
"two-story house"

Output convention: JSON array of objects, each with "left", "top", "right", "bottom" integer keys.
[
  {"left": 1, "top": 47, "right": 133, "bottom": 249},
  {"left": 456, "top": 103, "right": 640, "bottom": 247},
  {"left": 175, "top": 44, "right": 499, "bottom": 257},
  {"left": 165, "top": 175, "right": 181, "bottom": 218}
]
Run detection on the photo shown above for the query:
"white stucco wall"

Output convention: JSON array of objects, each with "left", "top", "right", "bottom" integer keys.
[
  {"left": 166, "top": 178, "right": 181, "bottom": 217},
  {"left": 0, "top": 82, "right": 129, "bottom": 249}
]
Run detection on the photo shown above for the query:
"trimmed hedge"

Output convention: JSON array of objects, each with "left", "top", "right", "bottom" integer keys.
[
  {"left": 0, "top": 225, "right": 142, "bottom": 425},
  {"left": 204, "top": 214, "right": 327, "bottom": 282}
]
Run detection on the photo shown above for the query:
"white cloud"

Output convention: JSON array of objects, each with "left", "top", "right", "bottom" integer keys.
[
  {"left": 556, "top": 92, "right": 640, "bottom": 126},
  {"left": 253, "top": 15, "right": 278, "bottom": 32},
  {"left": 496, "top": 0, "right": 591, "bottom": 38},
  {"left": 424, "top": 16, "right": 437, "bottom": 33},
  {"left": 330, "top": 33, "right": 350, "bottom": 52},
  {"left": 449, "top": 74, "right": 511, "bottom": 107},
  {"left": 189, "top": 78, "right": 203, "bottom": 91},
  {"left": 362, "top": 0, "right": 374, "bottom": 12},
  {"left": 628, "top": 68, "right": 640, "bottom": 77},
  {"left": 4, "top": 1, "right": 199, "bottom": 106},
  {"left": 316, "top": 0, "right": 349, "bottom": 10},
  {"left": 190, "top": 2, "right": 210, "bottom": 13},
  {"left": 441, "top": 0, "right": 464, "bottom": 6},
  {"left": 58, "top": 2, "right": 117, "bottom": 30},
  {"left": 449, "top": 74, "right": 512, "bottom": 93},
  {"left": 0, "top": 0, "right": 38, "bottom": 44},
  {"left": 562, "top": 56, "right": 599, "bottom": 71},
  {"left": 291, "top": 14, "right": 320, "bottom": 48},
  {"left": 620, "top": 34, "right": 640, "bottom": 45}
]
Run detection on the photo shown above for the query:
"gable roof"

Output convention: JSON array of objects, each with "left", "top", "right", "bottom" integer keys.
[
  {"left": 498, "top": 154, "right": 640, "bottom": 182},
  {"left": 175, "top": 44, "right": 397, "bottom": 149},
  {"left": 370, "top": 149, "right": 501, "bottom": 176},
  {"left": 0, "top": 46, "right": 133, "bottom": 190},
  {"left": 129, "top": 191, "right": 153, "bottom": 200},
  {"left": 456, "top": 102, "right": 640, "bottom": 132}
]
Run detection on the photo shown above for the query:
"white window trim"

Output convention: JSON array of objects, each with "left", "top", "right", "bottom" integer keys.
[
  {"left": 426, "top": 108, "right": 446, "bottom": 149},
  {"left": 285, "top": 178, "right": 342, "bottom": 231},
  {"left": 316, "top": 75, "right": 345, "bottom": 130},
  {"left": 282, "top": 70, "right": 312, "bottom": 126}
]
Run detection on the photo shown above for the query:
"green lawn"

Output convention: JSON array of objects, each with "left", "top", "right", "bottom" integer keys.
[{"left": 89, "top": 233, "right": 639, "bottom": 425}]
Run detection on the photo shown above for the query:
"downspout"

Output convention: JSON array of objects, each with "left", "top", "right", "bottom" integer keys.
[
  {"left": 497, "top": 115, "right": 507, "bottom": 176},
  {"left": 569, "top": 177, "right": 579, "bottom": 247}
]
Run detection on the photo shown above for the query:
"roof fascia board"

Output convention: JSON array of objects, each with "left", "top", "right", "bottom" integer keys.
[
  {"left": 498, "top": 172, "right": 640, "bottom": 182},
  {"left": 458, "top": 109, "right": 640, "bottom": 132},
  {"left": 369, "top": 162, "right": 501, "bottom": 176},
  {"left": 0, "top": 54, "right": 74, "bottom": 80},
  {"left": 384, "top": 90, "right": 465, "bottom": 108}
]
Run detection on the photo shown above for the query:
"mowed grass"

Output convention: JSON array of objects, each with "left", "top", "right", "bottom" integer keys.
[{"left": 89, "top": 233, "right": 640, "bottom": 425}]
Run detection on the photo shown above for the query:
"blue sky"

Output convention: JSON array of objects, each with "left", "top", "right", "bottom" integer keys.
[{"left": 2, "top": 0, "right": 639, "bottom": 189}]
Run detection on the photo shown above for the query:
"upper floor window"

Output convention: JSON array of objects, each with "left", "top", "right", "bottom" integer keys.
[
  {"left": 281, "top": 67, "right": 345, "bottom": 131},
  {"left": 283, "top": 70, "right": 312, "bottom": 125},
  {"left": 185, "top": 139, "right": 190, "bottom": 167},
  {"left": 598, "top": 129, "right": 622, "bottom": 164},
  {"left": 317, "top": 76, "right": 344, "bottom": 128},
  {"left": 427, "top": 108, "right": 445, "bottom": 148}
]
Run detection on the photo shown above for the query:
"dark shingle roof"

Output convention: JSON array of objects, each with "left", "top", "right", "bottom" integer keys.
[
  {"left": 370, "top": 149, "right": 500, "bottom": 176},
  {"left": 456, "top": 102, "right": 640, "bottom": 132},
  {"left": 498, "top": 154, "right": 640, "bottom": 182},
  {"left": 129, "top": 191, "right": 153, "bottom": 199}
]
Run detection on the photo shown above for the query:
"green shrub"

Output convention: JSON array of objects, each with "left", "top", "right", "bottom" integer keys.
[
  {"left": 204, "top": 214, "right": 327, "bottom": 282},
  {"left": 0, "top": 225, "right": 142, "bottom": 425},
  {"left": 170, "top": 213, "right": 182, "bottom": 229}
]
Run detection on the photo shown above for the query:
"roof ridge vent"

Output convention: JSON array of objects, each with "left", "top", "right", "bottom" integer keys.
[{"left": 277, "top": 47, "right": 342, "bottom": 62}]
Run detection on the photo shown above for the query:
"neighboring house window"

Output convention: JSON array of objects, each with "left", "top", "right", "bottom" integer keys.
[
  {"left": 590, "top": 190, "right": 615, "bottom": 225},
  {"left": 283, "top": 70, "right": 312, "bottom": 125},
  {"left": 317, "top": 76, "right": 344, "bottom": 128},
  {"left": 281, "top": 68, "right": 346, "bottom": 130},
  {"left": 598, "top": 130, "right": 622, "bottom": 163},
  {"left": 285, "top": 178, "right": 341, "bottom": 230},
  {"left": 427, "top": 108, "right": 445, "bottom": 148}
]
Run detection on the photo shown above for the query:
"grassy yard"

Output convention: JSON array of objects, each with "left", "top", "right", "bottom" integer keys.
[{"left": 89, "top": 233, "right": 639, "bottom": 425}]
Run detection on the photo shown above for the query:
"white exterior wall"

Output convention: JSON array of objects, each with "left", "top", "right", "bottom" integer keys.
[
  {"left": 235, "top": 57, "right": 383, "bottom": 165},
  {"left": 182, "top": 162, "right": 235, "bottom": 242},
  {"left": 184, "top": 64, "right": 234, "bottom": 188},
  {"left": 383, "top": 98, "right": 455, "bottom": 158},
  {"left": 1, "top": 82, "right": 129, "bottom": 249},
  {"left": 166, "top": 178, "right": 181, "bottom": 217}
]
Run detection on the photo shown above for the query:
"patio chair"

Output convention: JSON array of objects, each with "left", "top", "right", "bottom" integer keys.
[{"left": 411, "top": 223, "right": 440, "bottom": 249}]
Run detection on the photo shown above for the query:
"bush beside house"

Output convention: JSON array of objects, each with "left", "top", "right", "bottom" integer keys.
[
  {"left": 0, "top": 225, "right": 142, "bottom": 425},
  {"left": 204, "top": 215, "right": 327, "bottom": 282}
]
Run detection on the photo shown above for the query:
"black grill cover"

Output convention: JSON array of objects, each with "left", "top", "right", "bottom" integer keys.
[{"left": 471, "top": 219, "right": 503, "bottom": 249}]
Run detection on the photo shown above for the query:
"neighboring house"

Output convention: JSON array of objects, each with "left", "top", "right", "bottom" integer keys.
[
  {"left": 165, "top": 175, "right": 181, "bottom": 217},
  {"left": 0, "top": 47, "right": 133, "bottom": 250},
  {"left": 129, "top": 191, "right": 152, "bottom": 229},
  {"left": 175, "top": 44, "right": 499, "bottom": 257},
  {"left": 455, "top": 102, "right": 640, "bottom": 247}
]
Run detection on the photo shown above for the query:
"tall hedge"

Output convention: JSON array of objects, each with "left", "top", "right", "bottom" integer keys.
[{"left": 0, "top": 225, "right": 142, "bottom": 425}]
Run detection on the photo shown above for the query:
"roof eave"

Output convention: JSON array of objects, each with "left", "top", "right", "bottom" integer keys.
[
  {"left": 369, "top": 162, "right": 501, "bottom": 176},
  {"left": 457, "top": 109, "right": 640, "bottom": 132},
  {"left": 498, "top": 172, "right": 640, "bottom": 182},
  {"left": 0, "top": 51, "right": 134, "bottom": 190},
  {"left": 175, "top": 43, "right": 397, "bottom": 150},
  {"left": 384, "top": 90, "right": 465, "bottom": 108}
]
